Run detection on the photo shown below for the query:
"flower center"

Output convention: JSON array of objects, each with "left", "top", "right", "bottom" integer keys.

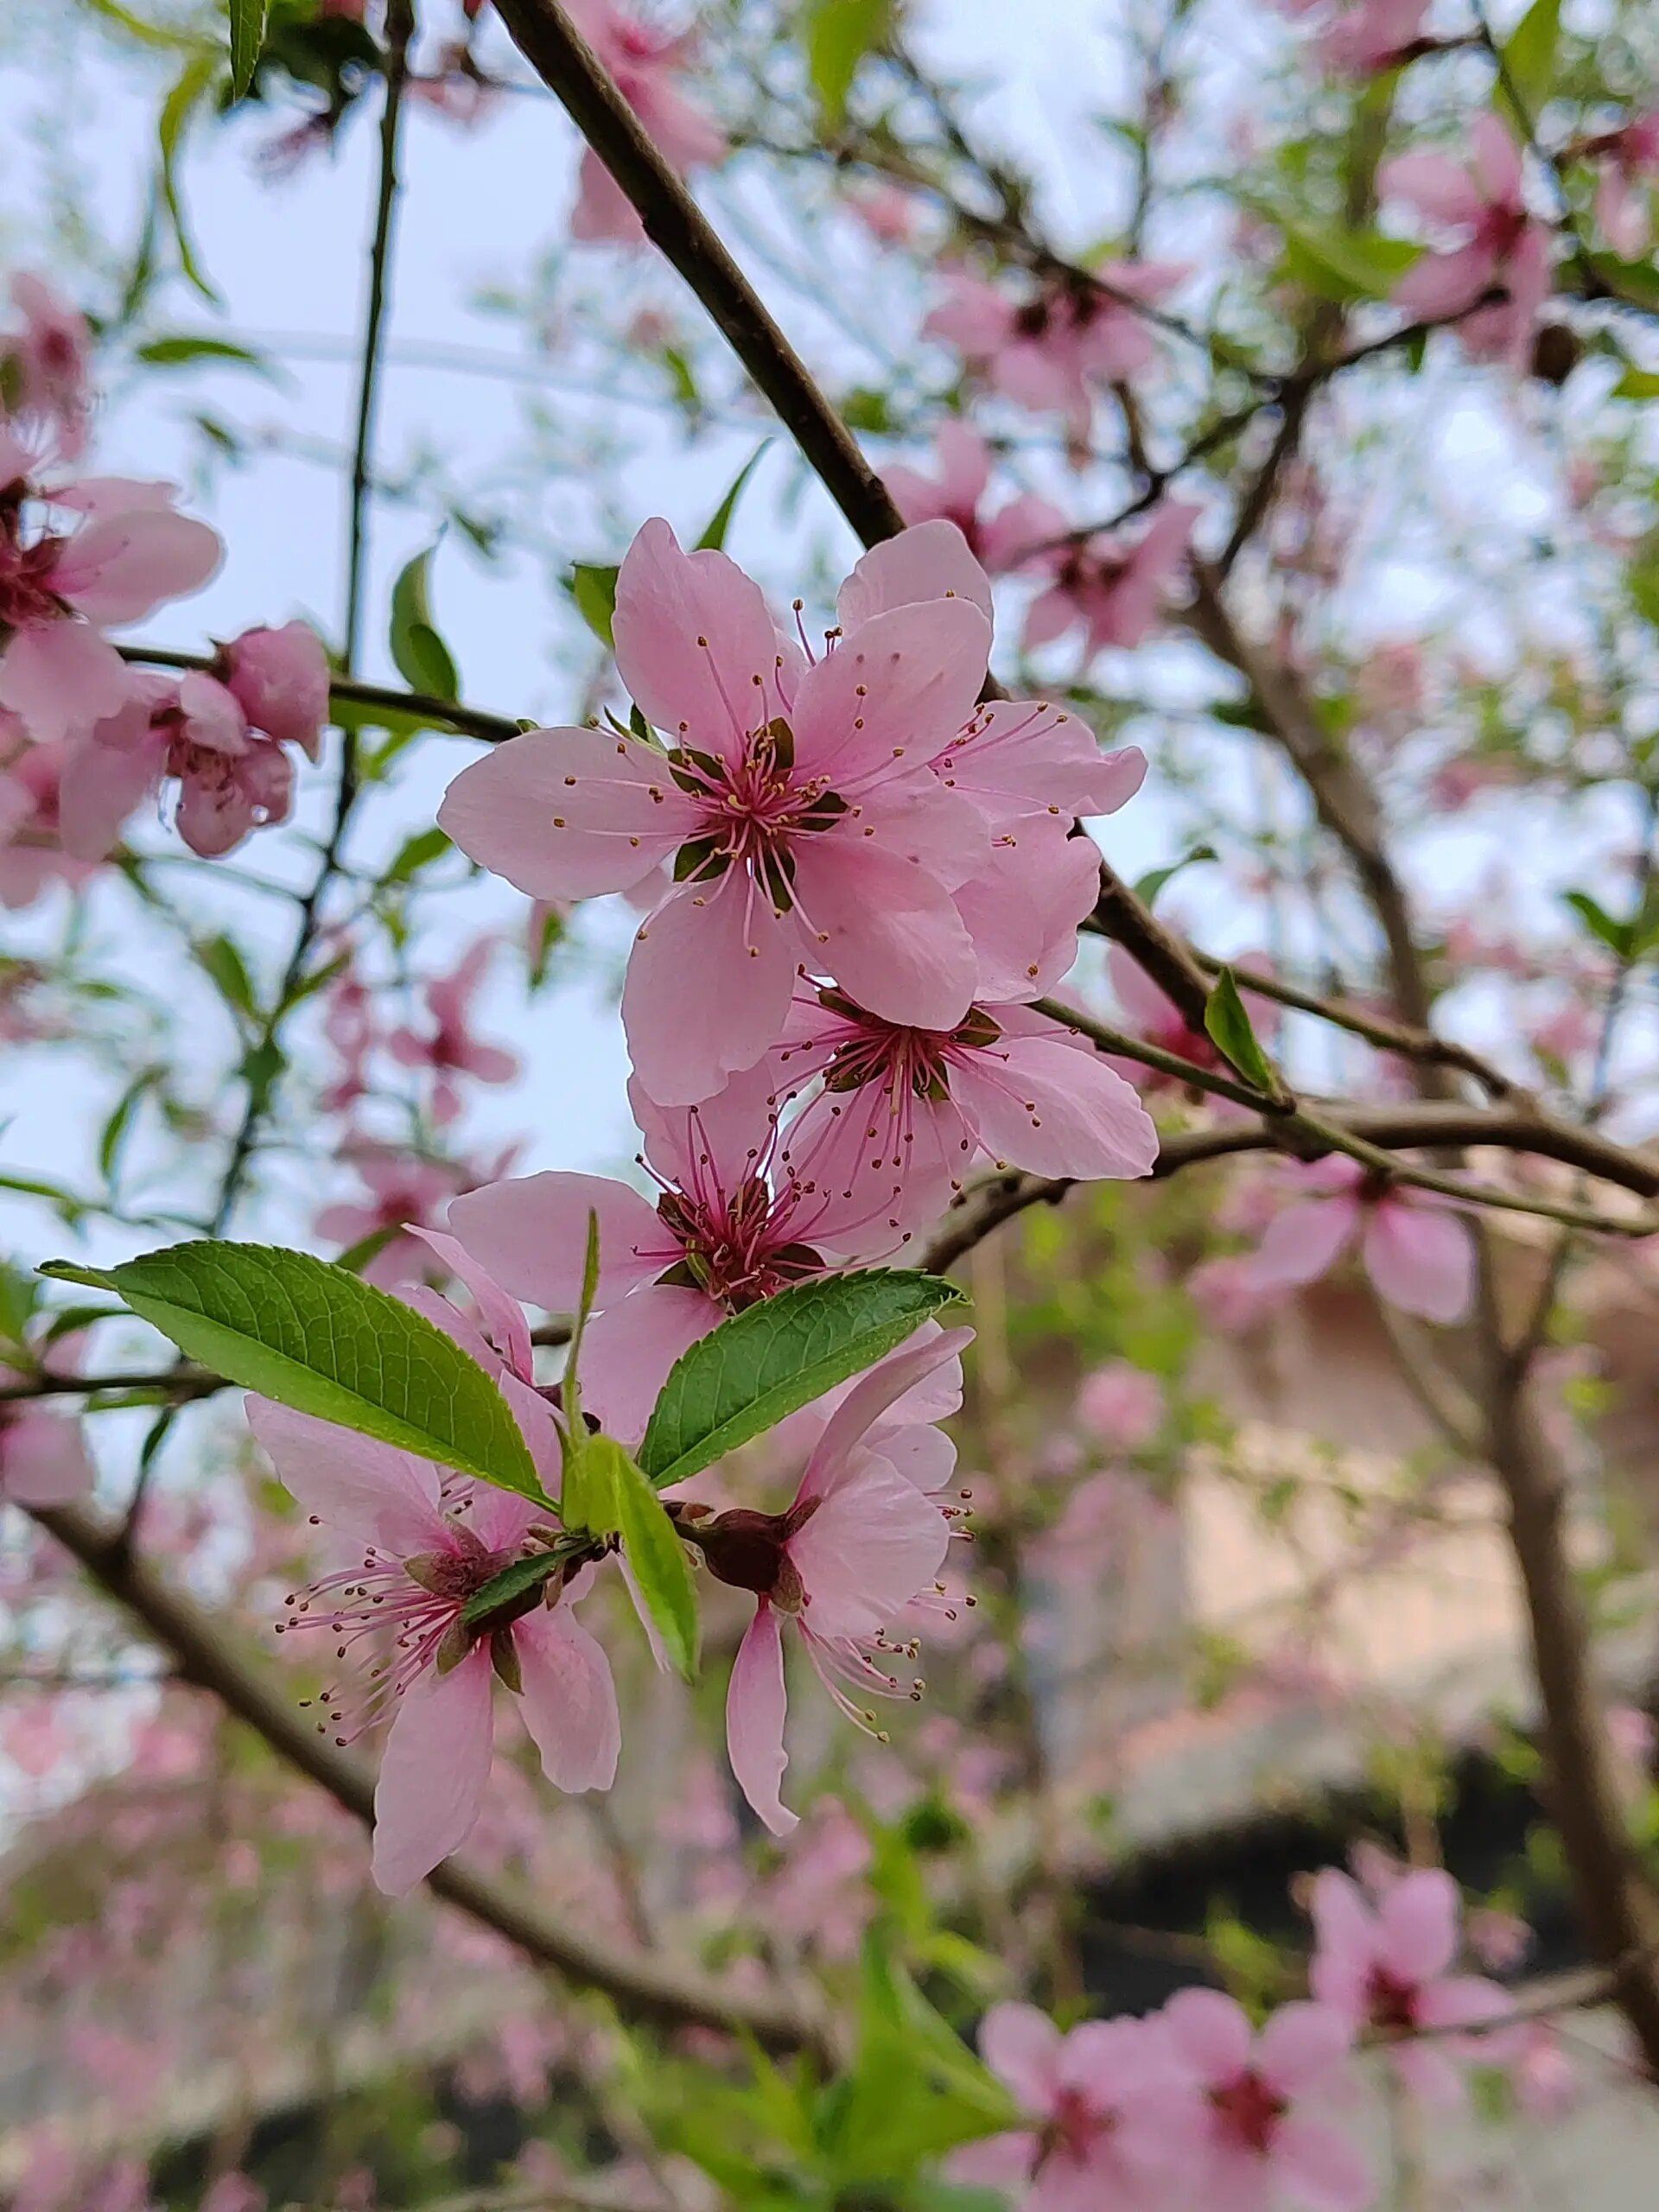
[
  {"left": 655, "top": 1178, "right": 825, "bottom": 1311},
  {"left": 1366, "top": 1967, "right": 1420, "bottom": 2033},
  {"left": 671, "top": 720, "right": 846, "bottom": 911},
  {"left": 817, "top": 990, "right": 1001, "bottom": 1101},
  {"left": 0, "top": 526, "right": 67, "bottom": 632},
  {"left": 1038, "top": 2086, "right": 1106, "bottom": 2166},
  {"left": 1211, "top": 2069, "right": 1287, "bottom": 2157}
]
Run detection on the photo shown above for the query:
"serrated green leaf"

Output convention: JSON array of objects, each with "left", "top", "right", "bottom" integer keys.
[
  {"left": 609, "top": 1440, "right": 698, "bottom": 1678},
  {"left": 389, "top": 545, "right": 460, "bottom": 701},
  {"left": 696, "top": 441, "right": 771, "bottom": 552},
  {"left": 228, "top": 0, "right": 269, "bottom": 98},
  {"left": 39, "top": 1242, "right": 547, "bottom": 1501},
  {"left": 461, "top": 1549, "right": 565, "bottom": 1629},
  {"left": 638, "top": 1272, "right": 964, "bottom": 1491},
  {"left": 1204, "top": 969, "right": 1279, "bottom": 1092},
  {"left": 1499, "top": 0, "right": 1559, "bottom": 124},
  {"left": 569, "top": 563, "right": 619, "bottom": 648},
  {"left": 805, "top": 0, "right": 891, "bottom": 128},
  {"left": 1134, "top": 842, "right": 1218, "bottom": 908}
]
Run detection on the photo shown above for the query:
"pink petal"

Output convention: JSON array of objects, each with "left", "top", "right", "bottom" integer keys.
[
  {"left": 836, "top": 519, "right": 995, "bottom": 627},
  {"left": 956, "top": 827, "right": 1099, "bottom": 1001},
  {"left": 1361, "top": 1199, "right": 1473, "bottom": 1322},
  {"left": 1308, "top": 1869, "right": 1376, "bottom": 2013},
  {"left": 950, "top": 1030, "right": 1160, "bottom": 1179},
  {"left": 54, "top": 509, "right": 222, "bottom": 624},
  {"left": 627, "top": 1061, "right": 780, "bottom": 1194},
  {"left": 1270, "top": 2113, "right": 1372, "bottom": 2212},
  {"left": 1380, "top": 149, "right": 1486, "bottom": 226},
  {"left": 582, "top": 1282, "right": 721, "bottom": 1446},
  {"left": 787, "top": 1456, "right": 950, "bottom": 1640},
  {"left": 782, "top": 1080, "right": 968, "bottom": 1247},
  {"left": 514, "top": 1605, "right": 621, "bottom": 1791},
  {"left": 0, "top": 1407, "right": 94, "bottom": 1506},
  {"left": 1249, "top": 1195, "right": 1360, "bottom": 1292},
  {"left": 448, "top": 1172, "right": 668, "bottom": 1311},
  {"left": 1470, "top": 111, "right": 1523, "bottom": 207},
  {"left": 800, "top": 1325, "right": 976, "bottom": 1500},
  {"left": 371, "top": 1646, "right": 495, "bottom": 1894},
  {"left": 791, "top": 597, "right": 991, "bottom": 781},
  {"left": 727, "top": 1604, "right": 796, "bottom": 1835},
  {"left": 1258, "top": 2002, "right": 1353, "bottom": 2095},
  {"left": 58, "top": 728, "right": 163, "bottom": 860},
  {"left": 1164, "top": 1986, "right": 1253, "bottom": 2080},
  {"left": 859, "top": 770, "right": 989, "bottom": 891},
  {"left": 1391, "top": 241, "right": 1497, "bottom": 317},
  {"left": 945, "top": 698, "right": 1147, "bottom": 821},
  {"left": 1376, "top": 1866, "right": 1459, "bottom": 1983},
  {"left": 243, "top": 1395, "right": 446, "bottom": 1554},
  {"left": 0, "top": 622, "right": 134, "bottom": 743},
  {"left": 437, "top": 726, "right": 697, "bottom": 899},
  {"left": 612, "top": 517, "right": 798, "bottom": 761},
  {"left": 978, "top": 2000, "right": 1064, "bottom": 2107},
  {"left": 626, "top": 871, "right": 798, "bottom": 1105},
  {"left": 404, "top": 1224, "right": 533, "bottom": 1382},
  {"left": 786, "top": 834, "right": 977, "bottom": 1030}
]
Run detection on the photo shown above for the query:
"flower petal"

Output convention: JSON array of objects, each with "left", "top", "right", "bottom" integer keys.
[
  {"left": 1164, "top": 1986, "right": 1253, "bottom": 2080},
  {"left": 790, "top": 596, "right": 990, "bottom": 780},
  {"left": 1258, "top": 2001, "right": 1353, "bottom": 2095},
  {"left": 613, "top": 517, "right": 797, "bottom": 761},
  {"left": 371, "top": 1646, "right": 495, "bottom": 1895},
  {"left": 1270, "top": 2113, "right": 1373, "bottom": 2212},
  {"left": 727, "top": 1604, "right": 797, "bottom": 1835},
  {"left": 448, "top": 1172, "right": 669, "bottom": 1311},
  {"left": 244, "top": 1395, "right": 446, "bottom": 1554},
  {"left": 1249, "top": 1195, "right": 1360, "bottom": 1293},
  {"left": 787, "top": 835, "right": 977, "bottom": 1031},
  {"left": 788, "top": 1454, "right": 950, "bottom": 1640},
  {"left": 950, "top": 1030, "right": 1160, "bottom": 1179},
  {"left": 836, "top": 519, "right": 995, "bottom": 627},
  {"left": 1361, "top": 1199, "right": 1474, "bottom": 1323},
  {"left": 515, "top": 1605, "right": 621, "bottom": 1792},
  {"left": 623, "top": 872, "right": 798, "bottom": 1105},
  {"left": 978, "top": 2000, "right": 1063, "bottom": 2107},
  {"left": 582, "top": 1283, "right": 722, "bottom": 1446},
  {"left": 438, "top": 726, "right": 697, "bottom": 900},
  {"left": 1376, "top": 1866, "right": 1459, "bottom": 1984}
]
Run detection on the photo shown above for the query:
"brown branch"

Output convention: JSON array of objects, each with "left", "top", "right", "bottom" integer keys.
[
  {"left": 29, "top": 1501, "right": 830, "bottom": 2060},
  {"left": 118, "top": 645, "right": 524, "bottom": 749}
]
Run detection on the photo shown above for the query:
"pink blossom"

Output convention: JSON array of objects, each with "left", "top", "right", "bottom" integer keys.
[
  {"left": 320, "top": 965, "right": 377, "bottom": 1116},
  {"left": 848, "top": 181, "right": 918, "bottom": 245},
  {"left": 1584, "top": 113, "right": 1659, "bottom": 257},
  {"left": 315, "top": 1143, "right": 505, "bottom": 1285},
  {"left": 389, "top": 938, "right": 520, "bottom": 1124},
  {"left": 448, "top": 1065, "right": 909, "bottom": 1442},
  {"left": 562, "top": 0, "right": 726, "bottom": 245},
  {"left": 884, "top": 419, "right": 1071, "bottom": 577},
  {"left": 248, "top": 1254, "right": 619, "bottom": 1893},
  {"left": 924, "top": 265, "right": 1187, "bottom": 438},
  {"left": 224, "top": 620, "right": 331, "bottom": 758},
  {"left": 0, "top": 736, "right": 98, "bottom": 906},
  {"left": 950, "top": 2003, "right": 1203, "bottom": 2211},
  {"left": 439, "top": 518, "right": 995, "bottom": 1104},
  {"left": 60, "top": 669, "right": 295, "bottom": 861},
  {"left": 1310, "top": 1867, "right": 1512, "bottom": 2103},
  {"left": 1022, "top": 499, "right": 1199, "bottom": 661},
  {"left": 1247, "top": 1156, "right": 1475, "bottom": 1323},
  {"left": 0, "top": 1357, "right": 93, "bottom": 1507},
  {"left": 1165, "top": 1990, "right": 1370, "bottom": 2212},
  {"left": 763, "top": 1796, "right": 874, "bottom": 1958},
  {"left": 1108, "top": 944, "right": 1276, "bottom": 1094},
  {"left": 1382, "top": 113, "right": 1552, "bottom": 367},
  {"left": 764, "top": 988, "right": 1158, "bottom": 1236},
  {"left": 683, "top": 1327, "right": 965, "bottom": 1833},
  {"left": 1076, "top": 1358, "right": 1164, "bottom": 1449},
  {"left": 4, "top": 273, "right": 93, "bottom": 457},
  {"left": 0, "top": 436, "right": 221, "bottom": 743},
  {"left": 1308, "top": 0, "right": 1431, "bottom": 75}
]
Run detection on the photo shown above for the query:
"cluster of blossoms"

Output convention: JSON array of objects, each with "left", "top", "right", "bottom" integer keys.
[
  {"left": 0, "top": 270, "right": 330, "bottom": 891},
  {"left": 953, "top": 1863, "right": 1519, "bottom": 2212}
]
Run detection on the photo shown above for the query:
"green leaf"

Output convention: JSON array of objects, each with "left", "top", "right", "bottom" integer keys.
[
  {"left": 1133, "top": 842, "right": 1218, "bottom": 908},
  {"left": 1204, "top": 969, "right": 1279, "bottom": 1093},
  {"left": 638, "top": 1271, "right": 964, "bottom": 1491},
  {"left": 99, "top": 1069, "right": 160, "bottom": 1187},
  {"left": 385, "top": 825, "right": 452, "bottom": 885},
  {"left": 1563, "top": 889, "right": 1634, "bottom": 957},
  {"left": 135, "top": 333, "right": 276, "bottom": 378},
  {"left": 157, "top": 52, "right": 221, "bottom": 303},
  {"left": 609, "top": 1440, "right": 698, "bottom": 1679},
  {"left": 197, "top": 931, "right": 258, "bottom": 1025},
  {"left": 1279, "top": 220, "right": 1420, "bottom": 304},
  {"left": 1499, "top": 0, "right": 1559, "bottom": 124},
  {"left": 569, "top": 563, "right": 619, "bottom": 648},
  {"left": 227, "top": 0, "right": 269, "bottom": 98},
  {"left": 805, "top": 0, "right": 891, "bottom": 129},
  {"left": 1613, "top": 365, "right": 1659, "bottom": 400},
  {"left": 461, "top": 1549, "right": 565, "bottom": 1629},
  {"left": 79, "top": 0, "right": 212, "bottom": 51},
  {"left": 389, "top": 545, "right": 460, "bottom": 701},
  {"left": 696, "top": 441, "right": 771, "bottom": 552},
  {"left": 39, "top": 1242, "right": 547, "bottom": 1501}
]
